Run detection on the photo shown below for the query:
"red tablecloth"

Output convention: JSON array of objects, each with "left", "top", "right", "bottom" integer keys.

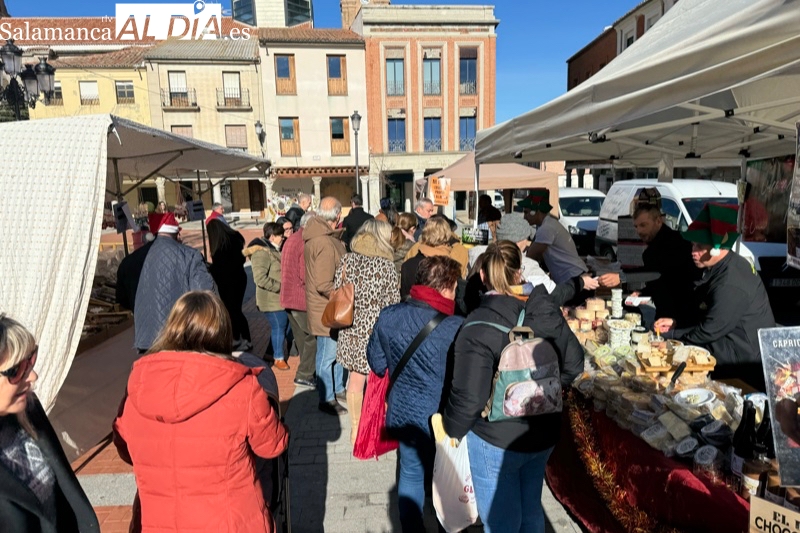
[{"left": 546, "top": 398, "right": 750, "bottom": 533}]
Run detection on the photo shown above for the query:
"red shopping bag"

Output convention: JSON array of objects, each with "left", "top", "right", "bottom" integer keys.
[{"left": 353, "top": 370, "right": 398, "bottom": 460}]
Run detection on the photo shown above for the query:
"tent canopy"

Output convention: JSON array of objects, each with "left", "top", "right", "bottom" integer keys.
[
  {"left": 0, "top": 114, "right": 270, "bottom": 411},
  {"left": 107, "top": 115, "right": 270, "bottom": 197},
  {"left": 422, "top": 152, "right": 559, "bottom": 206},
  {"left": 476, "top": 0, "right": 800, "bottom": 167}
]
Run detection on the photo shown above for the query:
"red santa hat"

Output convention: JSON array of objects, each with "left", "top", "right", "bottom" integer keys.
[{"left": 148, "top": 212, "right": 180, "bottom": 234}]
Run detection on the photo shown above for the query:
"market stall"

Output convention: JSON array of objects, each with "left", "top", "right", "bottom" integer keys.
[{"left": 0, "top": 114, "right": 269, "bottom": 458}]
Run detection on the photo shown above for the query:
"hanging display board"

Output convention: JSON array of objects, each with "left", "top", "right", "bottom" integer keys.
[{"left": 430, "top": 175, "right": 451, "bottom": 207}]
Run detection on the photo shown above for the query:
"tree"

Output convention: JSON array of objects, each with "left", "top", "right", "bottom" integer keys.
[{"left": 0, "top": 1, "right": 10, "bottom": 17}]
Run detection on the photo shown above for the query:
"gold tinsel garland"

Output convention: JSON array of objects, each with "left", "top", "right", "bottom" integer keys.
[{"left": 568, "top": 391, "right": 680, "bottom": 533}]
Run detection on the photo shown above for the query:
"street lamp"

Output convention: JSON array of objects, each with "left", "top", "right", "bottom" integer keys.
[
  {"left": 350, "top": 110, "right": 362, "bottom": 195},
  {"left": 254, "top": 120, "right": 265, "bottom": 156},
  {"left": 0, "top": 40, "right": 57, "bottom": 121}
]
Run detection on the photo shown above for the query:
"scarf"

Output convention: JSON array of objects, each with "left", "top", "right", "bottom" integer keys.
[{"left": 410, "top": 285, "right": 455, "bottom": 316}]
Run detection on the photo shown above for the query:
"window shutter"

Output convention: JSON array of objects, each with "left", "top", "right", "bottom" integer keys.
[
  {"left": 222, "top": 72, "right": 240, "bottom": 95},
  {"left": 171, "top": 125, "right": 193, "bottom": 138},
  {"left": 79, "top": 81, "right": 99, "bottom": 99},
  {"left": 168, "top": 72, "right": 187, "bottom": 91},
  {"left": 225, "top": 125, "right": 248, "bottom": 148}
]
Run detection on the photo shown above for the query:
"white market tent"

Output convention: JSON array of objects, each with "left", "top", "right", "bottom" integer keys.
[
  {"left": 423, "top": 151, "right": 559, "bottom": 194},
  {"left": 0, "top": 114, "right": 269, "bottom": 413},
  {"left": 476, "top": 0, "right": 800, "bottom": 169}
]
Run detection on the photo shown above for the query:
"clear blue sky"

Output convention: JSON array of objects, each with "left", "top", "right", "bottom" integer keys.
[{"left": 12, "top": 0, "right": 640, "bottom": 123}]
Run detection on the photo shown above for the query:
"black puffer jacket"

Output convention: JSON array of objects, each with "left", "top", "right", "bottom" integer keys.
[{"left": 442, "top": 288, "right": 583, "bottom": 452}]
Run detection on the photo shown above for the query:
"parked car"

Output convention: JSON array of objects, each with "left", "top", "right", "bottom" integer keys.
[
  {"left": 493, "top": 191, "right": 505, "bottom": 210},
  {"left": 557, "top": 187, "right": 605, "bottom": 255}
]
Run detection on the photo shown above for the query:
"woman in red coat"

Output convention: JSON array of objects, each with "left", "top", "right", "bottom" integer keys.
[{"left": 114, "top": 291, "right": 289, "bottom": 533}]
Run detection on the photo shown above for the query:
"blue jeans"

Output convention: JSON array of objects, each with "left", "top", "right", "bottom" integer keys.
[
  {"left": 467, "top": 431, "right": 553, "bottom": 533},
  {"left": 397, "top": 435, "right": 436, "bottom": 533},
  {"left": 264, "top": 311, "right": 289, "bottom": 361},
  {"left": 315, "top": 335, "right": 345, "bottom": 402}
]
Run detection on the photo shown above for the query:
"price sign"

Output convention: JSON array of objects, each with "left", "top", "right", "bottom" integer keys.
[{"left": 430, "top": 175, "right": 451, "bottom": 207}]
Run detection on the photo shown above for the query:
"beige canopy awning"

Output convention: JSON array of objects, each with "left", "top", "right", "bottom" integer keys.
[{"left": 421, "top": 152, "right": 560, "bottom": 205}]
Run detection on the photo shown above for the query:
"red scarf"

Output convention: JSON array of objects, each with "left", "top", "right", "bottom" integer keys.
[{"left": 409, "top": 285, "right": 455, "bottom": 316}]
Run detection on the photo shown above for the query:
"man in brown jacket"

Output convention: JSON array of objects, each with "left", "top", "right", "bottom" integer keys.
[{"left": 304, "top": 197, "right": 348, "bottom": 415}]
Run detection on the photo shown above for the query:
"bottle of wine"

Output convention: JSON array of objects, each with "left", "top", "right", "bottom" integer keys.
[
  {"left": 756, "top": 404, "right": 775, "bottom": 460},
  {"left": 731, "top": 400, "right": 756, "bottom": 477}
]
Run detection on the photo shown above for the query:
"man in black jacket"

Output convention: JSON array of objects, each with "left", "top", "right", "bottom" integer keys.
[
  {"left": 655, "top": 202, "right": 775, "bottom": 390},
  {"left": 599, "top": 205, "right": 702, "bottom": 323},
  {"left": 341, "top": 194, "right": 373, "bottom": 250}
]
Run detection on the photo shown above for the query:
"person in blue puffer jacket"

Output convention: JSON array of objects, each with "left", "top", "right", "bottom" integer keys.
[{"left": 367, "top": 255, "right": 464, "bottom": 533}]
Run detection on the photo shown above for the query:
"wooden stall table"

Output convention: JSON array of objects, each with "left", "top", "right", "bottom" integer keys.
[{"left": 546, "top": 393, "right": 750, "bottom": 533}]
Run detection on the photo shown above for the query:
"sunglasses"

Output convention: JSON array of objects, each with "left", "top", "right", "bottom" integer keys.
[{"left": 0, "top": 346, "right": 38, "bottom": 385}]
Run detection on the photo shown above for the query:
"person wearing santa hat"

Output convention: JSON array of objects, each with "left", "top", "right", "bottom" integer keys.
[
  {"left": 133, "top": 212, "right": 217, "bottom": 353},
  {"left": 655, "top": 202, "right": 774, "bottom": 390}
]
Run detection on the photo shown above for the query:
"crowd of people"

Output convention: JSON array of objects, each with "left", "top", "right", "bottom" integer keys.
[{"left": 0, "top": 187, "right": 778, "bottom": 532}]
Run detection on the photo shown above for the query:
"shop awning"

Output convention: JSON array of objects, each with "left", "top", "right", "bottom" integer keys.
[
  {"left": 476, "top": 0, "right": 800, "bottom": 167},
  {"left": 0, "top": 114, "right": 269, "bottom": 412}
]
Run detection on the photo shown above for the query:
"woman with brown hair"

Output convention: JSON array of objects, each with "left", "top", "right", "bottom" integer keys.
[
  {"left": 400, "top": 215, "right": 469, "bottom": 298},
  {"left": 0, "top": 314, "right": 99, "bottom": 532},
  {"left": 114, "top": 291, "right": 289, "bottom": 533},
  {"left": 441, "top": 241, "right": 583, "bottom": 533},
  {"left": 391, "top": 212, "right": 417, "bottom": 273},
  {"left": 334, "top": 219, "right": 400, "bottom": 443}
]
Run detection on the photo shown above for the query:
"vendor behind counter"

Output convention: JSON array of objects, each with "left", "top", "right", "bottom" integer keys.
[{"left": 655, "top": 202, "right": 775, "bottom": 391}]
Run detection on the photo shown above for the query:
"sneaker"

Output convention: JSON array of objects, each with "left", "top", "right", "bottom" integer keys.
[
  {"left": 293, "top": 378, "right": 316, "bottom": 388},
  {"left": 274, "top": 360, "right": 290, "bottom": 371},
  {"left": 318, "top": 401, "right": 348, "bottom": 416}
]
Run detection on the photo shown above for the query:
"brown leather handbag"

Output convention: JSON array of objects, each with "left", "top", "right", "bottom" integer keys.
[{"left": 321, "top": 261, "right": 355, "bottom": 329}]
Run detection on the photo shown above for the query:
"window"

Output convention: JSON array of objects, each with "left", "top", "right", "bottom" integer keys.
[
  {"left": 661, "top": 198, "right": 683, "bottom": 231},
  {"left": 624, "top": 31, "right": 635, "bottom": 49},
  {"left": 559, "top": 197, "right": 604, "bottom": 217},
  {"left": 424, "top": 117, "right": 441, "bottom": 152},
  {"left": 220, "top": 72, "right": 243, "bottom": 106},
  {"left": 646, "top": 15, "right": 659, "bottom": 30},
  {"left": 386, "top": 58, "right": 404, "bottom": 96},
  {"left": 225, "top": 125, "right": 248, "bottom": 151},
  {"left": 275, "top": 55, "right": 296, "bottom": 95},
  {"left": 114, "top": 80, "right": 135, "bottom": 104},
  {"left": 232, "top": 0, "right": 255, "bottom": 25},
  {"left": 327, "top": 55, "right": 347, "bottom": 96},
  {"left": 423, "top": 58, "right": 441, "bottom": 95},
  {"left": 51, "top": 81, "right": 63, "bottom": 105},
  {"left": 279, "top": 117, "right": 301, "bottom": 156},
  {"left": 171, "top": 125, "right": 193, "bottom": 138},
  {"left": 459, "top": 116, "right": 476, "bottom": 151},
  {"left": 330, "top": 117, "right": 350, "bottom": 155},
  {"left": 285, "top": 0, "right": 312, "bottom": 26},
  {"left": 79, "top": 81, "right": 99, "bottom": 105},
  {"left": 459, "top": 48, "right": 478, "bottom": 95},
  {"left": 166, "top": 71, "right": 193, "bottom": 107},
  {"left": 388, "top": 118, "right": 406, "bottom": 152}
]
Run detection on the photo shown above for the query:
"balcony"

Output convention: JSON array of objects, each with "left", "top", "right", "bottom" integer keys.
[
  {"left": 388, "top": 140, "right": 406, "bottom": 153},
  {"left": 117, "top": 96, "right": 135, "bottom": 105},
  {"left": 80, "top": 97, "right": 99, "bottom": 106},
  {"left": 216, "top": 88, "right": 251, "bottom": 110},
  {"left": 386, "top": 81, "right": 405, "bottom": 96},
  {"left": 424, "top": 138, "right": 441, "bottom": 152},
  {"left": 459, "top": 81, "right": 477, "bottom": 95},
  {"left": 459, "top": 137, "right": 475, "bottom": 151},
  {"left": 423, "top": 81, "right": 441, "bottom": 96},
  {"left": 48, "top": 96, "right": 63, "bottom": 106},
  {"left": 161, "top": 88, "right": 198, "bottom": 109}
]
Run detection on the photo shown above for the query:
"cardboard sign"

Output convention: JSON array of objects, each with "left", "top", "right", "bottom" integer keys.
[
  {"left": 759, "top": 326, "right": 800, "bottom": 486},
  {"left": 788, "top": 124, "right": 800, "bottom": 270},
  {"left": 750, "top": 496, "right": 800, "bottom": 533},
  {"left": 430, "top": 176, "right": 451, "bottom": 207},
  {"left": 112, "top": 201, "right": 139, "bottom": 234},
  {"left": 186, "top": 200, "right": 206, "bottom": 222}
]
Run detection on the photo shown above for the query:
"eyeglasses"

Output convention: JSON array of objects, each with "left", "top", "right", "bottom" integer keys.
[{"left": 0, "top": 347, "right": 38, "bottom": 385}]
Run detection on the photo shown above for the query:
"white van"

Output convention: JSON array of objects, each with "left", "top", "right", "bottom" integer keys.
[
  {"left": 557, "top": 187, "right": 606, "bottom": 234},
  {"left": 595, "top": 179, "right": 763, "bottom": 269}
]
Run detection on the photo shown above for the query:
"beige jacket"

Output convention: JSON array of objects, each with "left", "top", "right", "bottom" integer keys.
[
  {"left": 404, "top": 241, "right": 469, "bottom": 278},
  {"left": 303, "top": 216, "right": 346, "bottom": 337}
]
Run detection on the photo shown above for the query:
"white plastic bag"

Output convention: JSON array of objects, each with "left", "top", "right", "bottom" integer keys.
[{"left": 432, "top": 435, "right": 479, "bottom": 532}]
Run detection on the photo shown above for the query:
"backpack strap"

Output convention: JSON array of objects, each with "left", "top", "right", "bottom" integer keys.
[
  {"left": 388, "top": 312, "right": 447, "bottom": 395},
  {"left": 463, "top": 309, "right": 526, "bottom": 333}
]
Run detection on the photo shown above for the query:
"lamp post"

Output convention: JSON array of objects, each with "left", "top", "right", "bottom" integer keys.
[
  {"left": 254, "top": 120, "right": 266, "bottom": 157},
  {"left": 0, "top": 39, "right": 56, "bottom": 121},
  {"left": 350, "top": 110, "right": 362, "bottom": 195}
]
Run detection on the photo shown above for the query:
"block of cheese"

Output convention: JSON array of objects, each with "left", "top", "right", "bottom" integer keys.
[
  {"left": 595, "top": 309, "right": 610, "bottom": 320},
  {"left": 586, "top": 298, "right": 605, "bottom": 312},
  {"left": 579, "top": 319, "right": 593, "bottom": 332},
  {"left": 567, "top": 319, "right": 579, "bottom": 333},
  {"left": 575, "top": 307, "right": 593, "bottom": 320},
  {"left": 658, "top": 411, "right": 692, "bottom": 441}
]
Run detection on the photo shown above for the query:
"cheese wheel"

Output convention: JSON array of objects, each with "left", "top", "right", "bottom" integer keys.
[
  {"left": 575, "top": 307, "right": 593, "bottom": 320},
  {"left": 586, "top": 298, "right": 605, "bottom": 312}
]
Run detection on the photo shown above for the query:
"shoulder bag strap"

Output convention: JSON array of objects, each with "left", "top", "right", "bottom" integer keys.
[{"left": 388, "top": 312, "right": 447, "bottom": 393}]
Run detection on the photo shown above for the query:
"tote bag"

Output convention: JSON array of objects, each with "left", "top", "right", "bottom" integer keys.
[{"left": 353, "top": 370, "right": 397, "bottom": 460}]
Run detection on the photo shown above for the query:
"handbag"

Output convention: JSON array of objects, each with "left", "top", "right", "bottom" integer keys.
[
  {"left": 321, "top": 261, "right": 355, "bottom": 329},
  {"left": 353, "top": 312, "right": 447, "bottom": 460}
]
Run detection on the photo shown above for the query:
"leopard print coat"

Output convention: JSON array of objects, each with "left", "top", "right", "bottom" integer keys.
[{"left": 333, "top": 233, "right": 400, "bottom": 374}]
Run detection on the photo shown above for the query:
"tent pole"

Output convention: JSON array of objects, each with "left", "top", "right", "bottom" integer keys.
[
  {"left": 736, "top": 157, "right": 747, "bottom": 256},
  {"left": 113, "top": 158, "right": 129, "bottom": 257},
  {"left": 473, "top": 162, "right": 480, "bottom": 229},
  {"left": 197, "top": 170, "right": 208, "bottom": 261}
]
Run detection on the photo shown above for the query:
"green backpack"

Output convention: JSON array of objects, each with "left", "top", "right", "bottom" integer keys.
[{"left": 464, "top": 310, "right": 562, "bottom": 422}]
